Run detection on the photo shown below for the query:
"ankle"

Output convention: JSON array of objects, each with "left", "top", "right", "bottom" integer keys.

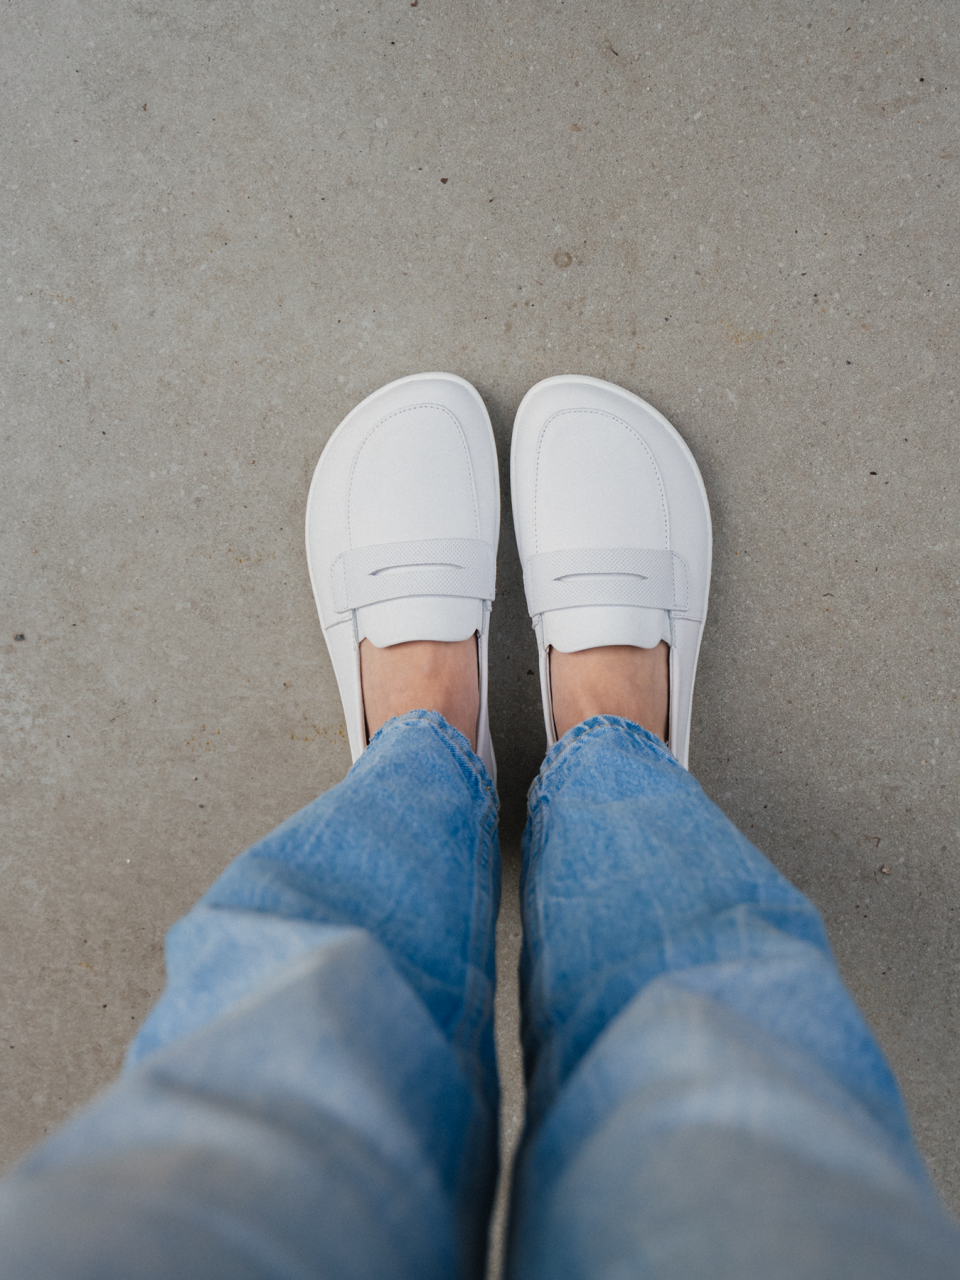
[
  {"left": 360, "top": 637, "right": 480, "bottom": 749},
  {"left": 550, "top": 642, "right": 669, "bottom": 741}
]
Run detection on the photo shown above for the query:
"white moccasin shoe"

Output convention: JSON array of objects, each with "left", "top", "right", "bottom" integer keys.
[
  {"left": 511, "top": 375, "right": 711, "bottom": 769},
  {"left": 306, "top": 373, "right": 500, "bottom": 779}
]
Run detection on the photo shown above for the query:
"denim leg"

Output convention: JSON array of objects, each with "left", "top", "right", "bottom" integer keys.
[
  {"left": 508, "top": 715, "right": 960, "bottom": 1280},
  {"left": 0, "top": 710, "right": 500, "bottom": 1280}
]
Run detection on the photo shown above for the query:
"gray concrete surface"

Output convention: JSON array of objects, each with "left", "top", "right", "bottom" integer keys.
[{"left": 2, "top": 0, "right": 959, "bottom": 1268}]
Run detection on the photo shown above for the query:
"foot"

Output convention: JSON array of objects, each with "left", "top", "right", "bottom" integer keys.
[
  {"left": 360, "top": 636, "right": 480, "bottom": 750},
  {"left": 511, "top": 377, "right": 711, "bottom": 767},
  {"left": 550, "top": 642, "right": 669, "bottom": 741}
]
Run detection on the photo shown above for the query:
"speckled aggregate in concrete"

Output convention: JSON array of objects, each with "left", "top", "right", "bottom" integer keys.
[{"left": 2, "top": 0, "right": 958, "bottom": 1261}]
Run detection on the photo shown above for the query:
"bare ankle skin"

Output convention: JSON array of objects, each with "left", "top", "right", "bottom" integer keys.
[
  {"left": 550, "top": 642, "right": 669, "bottom": 742},
  {"left": 359, "top": 636, "right": 480, "bottom": 750}
]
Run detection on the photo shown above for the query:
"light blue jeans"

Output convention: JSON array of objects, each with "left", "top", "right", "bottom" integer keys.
[{"left": 1, "top": 712, "right": 958, "bottom": 1278}]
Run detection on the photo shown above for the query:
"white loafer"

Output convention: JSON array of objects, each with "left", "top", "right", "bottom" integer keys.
[
  {"left": 510, "top": 375, "right": 711, "bottom": 769},
  {"left": 306, "top": 373, "right": 500, "bottom": 780}
]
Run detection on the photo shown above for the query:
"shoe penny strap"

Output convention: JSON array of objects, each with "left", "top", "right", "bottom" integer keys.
[
  {"left": 523, "top": 547, "right": 689, "bottom": 615},
  {"left": 332, "top": 537, "right": 497, "bottom": 614}
]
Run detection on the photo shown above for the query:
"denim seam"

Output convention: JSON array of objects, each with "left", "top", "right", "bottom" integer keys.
[
  {"left": 456, "top": 784, "right": 499, "bottom": 1080},
  {"left": 522, "top": 779, "right": 558, "bottom": 1105},
  {"left": 390, "top": 715, "right": 499, "bottom": 1033}
]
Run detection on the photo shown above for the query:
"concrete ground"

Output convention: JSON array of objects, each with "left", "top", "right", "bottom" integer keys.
[{"left": 2, "top": 0, "right": 958, "bottom": 1270}]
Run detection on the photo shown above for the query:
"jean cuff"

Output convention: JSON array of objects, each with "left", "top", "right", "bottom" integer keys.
[
  {"left": 538, "top": 713, "right": 678, "bottom": 781},
  {"left": 365, "top": 708, "right": 498, "bottom": 802}
]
